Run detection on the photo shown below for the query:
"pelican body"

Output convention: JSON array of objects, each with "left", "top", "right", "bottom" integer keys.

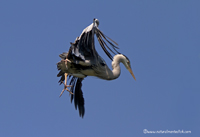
[{"left": 57, "top": 19, "right": 136, "bottom": 117}]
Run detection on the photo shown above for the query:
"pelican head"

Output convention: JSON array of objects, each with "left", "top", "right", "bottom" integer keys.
[
  {"left": 93, "top": 18, "right": 99, "bottom": 27},
  {"left": 117, "top": 54, "right": 136, "bottom": 80}
]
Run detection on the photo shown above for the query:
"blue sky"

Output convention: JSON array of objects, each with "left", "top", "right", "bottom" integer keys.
[{"left": 0, "top": 0, "right": 199, "bottom": 137}]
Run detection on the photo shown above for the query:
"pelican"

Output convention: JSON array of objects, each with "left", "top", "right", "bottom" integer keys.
[{"left": 57, "top": 19, "right": 136, "bottom": 117}]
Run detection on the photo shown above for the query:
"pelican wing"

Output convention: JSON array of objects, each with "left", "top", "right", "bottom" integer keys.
[
  {"left": 69, "top": 19, "right": 119, "bottom": 63},
  {"left": 76, "top": 20, "right": 120, "bottom": 61},
  {"left": 69, "top": 76, "right": 85, "bottom": 118}
]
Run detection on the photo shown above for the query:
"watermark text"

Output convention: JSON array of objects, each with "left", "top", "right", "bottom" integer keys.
[{"left": 143, "top": 129, "right": 191, "bottom": 134}]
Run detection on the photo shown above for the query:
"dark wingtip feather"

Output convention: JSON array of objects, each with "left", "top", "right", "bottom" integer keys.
[
  {"left": 74, "top": 78, "right": 85, "bottom": 117},
  {"left": 95, "top": 29, "right": 120, "bottom": 60},
  {"left": 67, "top": 77, "right": 85, "bottom": 118}
]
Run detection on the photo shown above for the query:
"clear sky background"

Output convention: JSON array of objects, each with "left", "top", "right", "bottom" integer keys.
[{"left": 0, "top": 0, "right": 199, "bottom": 137}]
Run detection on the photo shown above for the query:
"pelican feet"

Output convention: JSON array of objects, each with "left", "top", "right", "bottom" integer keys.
[
  {"left": 59, "top": 73, "right": 73, "bottom": 97},
  {"left": 59, "top": 81, "right": 73, "bottom": 97}
]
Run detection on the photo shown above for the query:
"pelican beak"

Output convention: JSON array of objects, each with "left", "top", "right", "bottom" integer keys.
[{"left": 127, "top": 67, "right": 136, "bottom": 80}]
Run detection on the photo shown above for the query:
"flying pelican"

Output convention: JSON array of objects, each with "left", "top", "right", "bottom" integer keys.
[{"left": 57, "top": 19, "right": 136, "bottom": 117}]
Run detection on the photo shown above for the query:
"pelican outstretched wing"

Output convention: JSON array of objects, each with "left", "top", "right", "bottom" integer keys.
[{"left": 76, "top": 18, "right": 120, "bottom": 61}]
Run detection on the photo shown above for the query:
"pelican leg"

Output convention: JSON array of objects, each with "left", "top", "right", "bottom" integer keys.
[
  {"left": 59, "top": 73, "right": 73, "bottom": 97},
  {"left": 64, "top": 58, "right": 71, "bottom": 63},
  {"left": 61, "top": 58, "right": 71, "bottom": 65}
]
